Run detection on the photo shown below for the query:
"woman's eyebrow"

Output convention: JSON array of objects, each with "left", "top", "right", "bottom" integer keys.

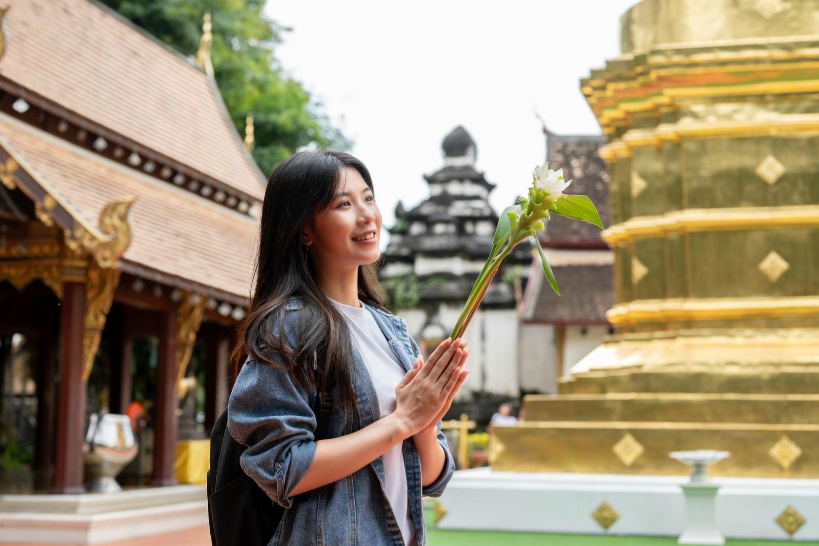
[{"left": 333, "top": 187, "right": 373, "bottom": 199}]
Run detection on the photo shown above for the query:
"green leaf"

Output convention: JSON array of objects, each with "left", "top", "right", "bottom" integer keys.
[
  {"left": 553, "top": 195, "right": 604, "bottom": 229},
  {"left": 493, "top": 205, "right": 520, "bottom": 250},
  {"left": 532, "top": 232, "right": 560, "bottom": 296}
]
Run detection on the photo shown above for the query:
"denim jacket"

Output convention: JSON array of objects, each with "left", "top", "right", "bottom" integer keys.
[{"left": 227, "top": 300, "right": 456, "bottom": 546}]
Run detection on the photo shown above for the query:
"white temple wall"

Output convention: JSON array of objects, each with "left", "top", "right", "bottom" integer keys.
[
  {"left": 564, "top": 325, "right": 608, "bottom": 378},
  {"left": 415, "top": 256, "right": 486, "bottom": 276},
  {"left": 518, "top": 323, "right": 557, "bottom": 394}
]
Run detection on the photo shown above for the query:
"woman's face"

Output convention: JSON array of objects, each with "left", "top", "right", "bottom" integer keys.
[{"left": 304, "top": 166, "right": 382, "bottom": 275}]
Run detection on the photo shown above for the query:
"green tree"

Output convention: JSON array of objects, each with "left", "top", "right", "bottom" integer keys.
[{"left": 100, "top": 0, "right": 350, "bottom": 176}]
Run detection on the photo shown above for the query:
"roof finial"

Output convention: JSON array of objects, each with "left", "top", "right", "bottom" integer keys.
[
  {"left": 196, "top": 11, "right": 214, "bottom": 77},
  {"left": 244, "top": 114, "right": 255, "bottom": 152}
]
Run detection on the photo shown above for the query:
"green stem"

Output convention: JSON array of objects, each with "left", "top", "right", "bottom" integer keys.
[{"left": 450, "top": 234, "right": 525, "bottom": 339}]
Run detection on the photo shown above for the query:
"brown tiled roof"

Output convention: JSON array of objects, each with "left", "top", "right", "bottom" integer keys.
[
  {"left": 0, "top": 0, "right": 265, "bottom": 200},
  {"left": 543, "top": 132, "right": 610, "bottom": 246},
  {"left": 520, "top": 249, "right": 614, "bottom": 324},
  {"left": 0, "top": 113, "right": 257, "bottom": 299}
]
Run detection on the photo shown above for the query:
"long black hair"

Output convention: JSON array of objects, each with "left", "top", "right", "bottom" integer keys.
[{"left": 232, "top": 151, "right": 387, "bottom": 409}]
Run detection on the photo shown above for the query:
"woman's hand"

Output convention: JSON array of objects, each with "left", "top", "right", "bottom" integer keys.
[{"left": 392, "top": 338, "right": 470, "bottom": 437}]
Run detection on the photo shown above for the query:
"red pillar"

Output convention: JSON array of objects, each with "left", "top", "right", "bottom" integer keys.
[
  {"left": 204, "top": 325, "right": 229, "bottom": 431},
  {"left": 53, "top": 281, "right": 86, "bottom": 494},
  {"left": 152, "top": 308, "right": 178, "bottom": 486}
]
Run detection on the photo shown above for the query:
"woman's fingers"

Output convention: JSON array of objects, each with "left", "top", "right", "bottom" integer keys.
[
  {"left": 416, "top": 338, "right": 450, "bottom": 379},
  {"left": 428, "top": 338, "right": 466, "bottom": 382},
  {"left": 396, "top": 357, "right": 422, "bottom": 390}
]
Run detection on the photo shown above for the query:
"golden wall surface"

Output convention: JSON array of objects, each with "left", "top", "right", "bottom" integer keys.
[{"left": 494, "top": 0, "right": 819, "bottom": 478}]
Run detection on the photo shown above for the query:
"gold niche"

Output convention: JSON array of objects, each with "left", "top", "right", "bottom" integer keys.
[
  {"left": 769, "top": 435, "right": 802, "bottom": 471},
  {"left": 758, "top": 251, "right": 790, "bottom": 283},
  {"left": 755, "top": 154, "right": 787, "bottom": 186},
  {"left": 631, "top": 257, "right": 649, "bottom": 285},
  {"left": 613, "top": 433, "right": 644, "bottom": 467},
  {"left": 592, "top": 502, "right": 619, "bottom": 530},
  {"left": 775, "top": 506, "right": 806, "bottom": 536}
]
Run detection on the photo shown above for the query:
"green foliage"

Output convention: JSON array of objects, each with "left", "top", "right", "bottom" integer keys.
[
  {"left": 100, "top": 0, "right": 351, "bottom": 176},
  {"left": 382, "top": 274, "right": 421, "bottom": 310}
]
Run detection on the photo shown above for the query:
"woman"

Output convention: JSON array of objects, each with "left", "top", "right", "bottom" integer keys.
[{"left": 228, "top": 150, "right": 470, "bottom": 546}]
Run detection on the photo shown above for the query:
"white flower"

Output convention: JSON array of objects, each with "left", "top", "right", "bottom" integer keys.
[{"left": 533, "top": 164, "right": 571, "bottom": 199}]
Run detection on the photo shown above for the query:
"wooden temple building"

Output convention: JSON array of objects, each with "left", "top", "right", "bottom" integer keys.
[{"left": 0, "top": 0, "right": 262, "bottom": 495}]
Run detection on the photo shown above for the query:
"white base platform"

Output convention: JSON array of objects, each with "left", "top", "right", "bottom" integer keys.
[
  {"left": 0, "top": 485, "right": 208, "bottom": 544},
  {"left": 437, "top": 468, "right": 819, "bottom": 541}
]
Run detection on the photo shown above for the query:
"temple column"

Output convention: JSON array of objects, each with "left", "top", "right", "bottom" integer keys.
[
  {"left": 152, "top": 307, "right": 177, "bottom": 486},
  {"left": 204, "top": 324, "right": 229, "bottom": 431},
  {"left": 34, "top": 331, "right": 57, "bottom": 491},
  {"left": 53, "top": 281, "right": 86, "bottom": 494},
  {"left": 108, "top": 307, "right": 132, "bottom": 415}
]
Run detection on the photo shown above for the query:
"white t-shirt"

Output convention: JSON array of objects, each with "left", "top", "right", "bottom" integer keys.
[{"left": 331, "top": 299, "right": 416, "bottom": 546}]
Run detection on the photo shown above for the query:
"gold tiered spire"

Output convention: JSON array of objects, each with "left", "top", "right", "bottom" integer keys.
[{"left": 196, "top": 11, "right": 214, "bottom": 77}]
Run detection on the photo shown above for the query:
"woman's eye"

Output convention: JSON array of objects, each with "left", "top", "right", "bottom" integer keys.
[
  {"left": 338, "top": 200, "right": 351, "bottom": 207},
  {"left": 366, "top": 195, "right": 375, "bottom": 202}
]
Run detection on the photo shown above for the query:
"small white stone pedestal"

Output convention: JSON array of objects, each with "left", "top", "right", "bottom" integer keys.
[{"left": 670, "top": 450, "right": 730, "bottom": 546}]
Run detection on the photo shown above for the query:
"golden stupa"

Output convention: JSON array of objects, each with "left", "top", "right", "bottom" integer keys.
[{"left": 492, "top": 0, "right": 819, "bottom": 478}]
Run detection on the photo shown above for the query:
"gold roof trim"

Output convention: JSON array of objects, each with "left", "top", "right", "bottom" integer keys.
[
  {"left": 603, "top": 205, "right": 819, "bottom": 245},
  {"left": 0, "top": 134, "right": 134, "bottom": 268},
  {"left": 607, "top": 296, "right": 819, "bottom": 327}
]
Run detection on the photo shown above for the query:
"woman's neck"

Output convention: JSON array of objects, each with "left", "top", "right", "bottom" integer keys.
[{"left": 316, "top": 266, "right": 361, "bottom": 307}]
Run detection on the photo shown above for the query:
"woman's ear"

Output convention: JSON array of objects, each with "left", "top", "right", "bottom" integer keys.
[{"left": 302, "top": 230, "right": 312, "bottom": 246}]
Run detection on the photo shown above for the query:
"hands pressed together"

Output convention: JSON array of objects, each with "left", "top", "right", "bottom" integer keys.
[{"left": 393, "top": 338, "right": 470, "bottom": 437}]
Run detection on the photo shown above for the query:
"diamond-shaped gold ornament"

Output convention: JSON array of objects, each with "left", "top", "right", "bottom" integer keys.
[
  {"left": 631, "top": 171, "right": 648, "bottom": 198},
  {"left": 755, "top": 0, "right": 787, "bottom": 19},
  {"left": 755, "top": 154, "right": 786, "bottom": 185},
  {"left": 758, "top": 251, "right": 790, "bottom": 283},
  {"left": 430, "top": 498, "right": 448, "bottom": 525},
  {"left": 592, "top": 502, "right": 620, "bottom": 530},
  {"left": 776, "top": 506, "right": 806, "bottom": 536},
  {"left": 769, "top": 435, "right": 802, "bottom": 470},
  {"left": 613, "top": 433, "right": 644, "bottom": 467},
  {"left": 632, "top": 257, "right": 649, "bottom": 285}
]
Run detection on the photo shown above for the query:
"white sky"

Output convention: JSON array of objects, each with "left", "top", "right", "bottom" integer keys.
[{"left": 265, "top": 1, "right": 637, "bottom": 235}]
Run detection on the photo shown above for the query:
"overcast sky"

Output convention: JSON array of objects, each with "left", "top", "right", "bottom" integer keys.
[{"left": 265, "top": 1, "right": 637, "bottom": 236}]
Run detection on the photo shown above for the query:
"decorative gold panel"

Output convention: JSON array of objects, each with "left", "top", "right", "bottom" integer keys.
[
  {"left": 175, "top": 292, "right": 207, "bottom": 392},
  {"left": 82, "top": 265, "right": 120, "bottom": 381},
  {"left": 631, "top": 170, "right": 647, "bottom": 198},
  {"left": 613, "top": 433, "right": 644, "bottom": 467},
  {"left": 0, "top": 260, "right": 63, "bottom": 298},
  {"left": 0, "top": 157, "right": 18, "bottom": 189},
  {"left": 769, "top": 435, "right": 802, "bottom": 470},
  {"left": 755, "top": 0, "right": 787, "bottom": 19},
  {"left": 776, "top": 506, "right": 806, "bottom": 536},
  {"left": 35, "top": 195, "right": 57, "bottom": 227},
  {"left": 755, "top": 154, "right": 786, "bottom": 186},
  {"left": 758, "top": 251, "right": 789, "bottom": 283},
  {"left": 631, "top": 257, "right": 649, "bottom": 285},
  {"left": 592, "top": 502, "right": 619, "bottom": 530}
]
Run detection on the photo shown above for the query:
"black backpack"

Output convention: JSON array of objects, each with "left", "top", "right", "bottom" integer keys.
[{"left": 207, "top": 390, "right": 333, "bottom": 546}]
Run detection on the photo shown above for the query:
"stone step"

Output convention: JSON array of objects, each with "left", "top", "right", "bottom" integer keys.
[
  {"left": 559, "top": 368, "right": 819, "bottom": 395},
  {"left": 523, "top": 393, "right": 819, "bottom": 424},
  {"left": 0, "top": 486, "right": 208, "bottom": 544},
  {"left": 490, "top": 422, "right": 819, "bottom": 478}
]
